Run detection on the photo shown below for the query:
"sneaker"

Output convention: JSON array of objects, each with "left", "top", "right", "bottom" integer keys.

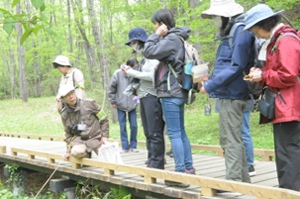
[
  {"left": 249, "top": 165, "right": 256, "bottom": 177},
  {"left": 185, "top": 168, "right": 196, "bottom": 175},
  {"left": 216, "top": 189, "right": 243, "bottom": 196},
  {"left": 131, "top": 148, "right": 139, "bottom": 152},
  {"left": 166, "top": 150, "right": 174, "bottom": 158},
  {"left": 164, "top": 180, "right": 189, "bottom": 187},
  {"left": 121, "top": 149, "right": 129, "bottom": 153},
  {"left": 166, "top": 150, "right": 172, "bottom": 156}
]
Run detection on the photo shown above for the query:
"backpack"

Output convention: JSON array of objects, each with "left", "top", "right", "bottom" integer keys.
[
  {"left": 228, "top": 22, "right": 265, "bottom": 99},
  {"left": 167, "top": 35, "right": 203, "bottom": 104}
]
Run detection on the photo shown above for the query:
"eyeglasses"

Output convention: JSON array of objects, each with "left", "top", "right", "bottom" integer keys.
[{"left": 250, "top": 27, "right": 258, "bottom": 36}]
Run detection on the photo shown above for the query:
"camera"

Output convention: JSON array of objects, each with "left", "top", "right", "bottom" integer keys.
[{"left": 70, "top": 122, "right": 86, "bottom": 135}]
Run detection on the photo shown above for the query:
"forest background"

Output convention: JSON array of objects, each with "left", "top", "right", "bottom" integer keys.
[{"left": 0, "top": 0, "right": 299, "bottom": 151}]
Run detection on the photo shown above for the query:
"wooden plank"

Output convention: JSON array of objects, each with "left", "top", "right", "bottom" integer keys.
[{"left": 0, "top": 146, "right": 6, "bottom": 154}]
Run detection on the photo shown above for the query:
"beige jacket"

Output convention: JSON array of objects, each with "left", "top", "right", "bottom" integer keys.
[
  {"left": 61, "top": 98, "right": 109, "bottom": 153},
  {"left": 57, "top": 68, "right": 86, "bottom": 99}
]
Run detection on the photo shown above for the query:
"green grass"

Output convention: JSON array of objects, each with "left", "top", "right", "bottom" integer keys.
[{"left": 0, "top": 93, "right": 275, "bottom": 155}]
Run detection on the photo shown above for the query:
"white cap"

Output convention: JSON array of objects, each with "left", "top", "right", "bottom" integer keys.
[
  {"left": 58, "top": 85, "right": 75, "bottom": 98},
  {"left": 52, "top": 55, "right": 72, "bottom": 68}
]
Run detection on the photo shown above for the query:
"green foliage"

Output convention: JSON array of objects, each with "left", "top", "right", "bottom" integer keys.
[
  {"left": 5, "top": 163, "right": 25, "bottom": 188},
  {"left": 75, "top": 180, "right": 131, "bottom": 199},
  {"left": 109, "top": 186, "right": 131, "bottom": 199}
]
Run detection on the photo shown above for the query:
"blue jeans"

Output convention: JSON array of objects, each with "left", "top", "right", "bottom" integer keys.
[
  {"left": 241, "top": 111, "right": 254, "bottom": 168},
  {"left": 161, "top": 97, "right": 193, "bottom": 172},
  {"left": 117, "top": 108, "right": 137, "bottom": 150}
]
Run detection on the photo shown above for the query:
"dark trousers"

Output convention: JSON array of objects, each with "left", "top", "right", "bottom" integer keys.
[
  {"left": 274, "top": 121, "right": 300, "bottom": 191},
  {"left": 140, "top": 94, "right": 165, "bottom": 169}
]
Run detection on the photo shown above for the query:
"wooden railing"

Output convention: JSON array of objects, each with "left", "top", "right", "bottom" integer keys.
[
  {"left": 0, "top": 132, "right": 275, "bottom": 161},
  {"left": 1, "top": 146, "right": 299, "bottom": 199}
]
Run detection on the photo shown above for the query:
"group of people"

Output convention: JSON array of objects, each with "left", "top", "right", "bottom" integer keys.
[{"left": 53, "top": 0, "right": 300, "bottom": 193}]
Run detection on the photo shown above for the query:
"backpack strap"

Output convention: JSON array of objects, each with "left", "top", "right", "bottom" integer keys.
[
  {"left": 271, "top": 32, "right": 300, "bottom": 54},
  {"left": 270, "top": 32, "right": 300, "bottom": 82},
  {"left": 72, "top": 69, "right": 76, "bottom": 88},
  {"left": 228, "top": 22, "right": 245, "bottom": 49},
  {"left": 167, "top": 63, "right": 181, "bottom": 91}
]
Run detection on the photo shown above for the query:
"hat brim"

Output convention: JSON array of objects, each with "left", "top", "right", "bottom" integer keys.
[
  {"left": 201, "top": 3, "right": 244, "bottom": 19},
  {"left": 125, "top": 36, "right": 148, "bottom": 45},
  {"left": 52, "top": 61, "right": 72, "bottom": 68},
  {"left": 241, "top": 10, "right": 284, "bottom": 33}
]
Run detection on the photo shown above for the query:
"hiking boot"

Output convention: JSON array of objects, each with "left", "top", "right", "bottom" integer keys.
[
  {"left": 249, "top": 165, "right": 256, "bottom": 177},
  {"left": 185, "top": 168, "right": 196, "bottom": 175},
  {"left": 164, "top": 180, "right": 189, "bottom": 187},
  {"left": 216, "top": 189, "right": 243, "bottom": 196}
]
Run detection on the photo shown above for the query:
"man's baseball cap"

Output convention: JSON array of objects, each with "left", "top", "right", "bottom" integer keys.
[{"left": 58, "top": 85, "right": 75, "bottom": 98}]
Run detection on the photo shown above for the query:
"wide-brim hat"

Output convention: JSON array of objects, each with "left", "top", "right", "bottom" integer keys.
[
  {"left": 242, "top": 4, "right": 284, "bottom": 32},
  {"left": 52, "top": 55, "right": 72, "bottom": 68},
  {"left": 125, "top": 27, "right": 148, "bottom": 45},
  {"left": 201, "top": 0, "right": 244, "bottom": 19},
  {"left": 58, "top": 84, "right": 75, "bottom": 98}
]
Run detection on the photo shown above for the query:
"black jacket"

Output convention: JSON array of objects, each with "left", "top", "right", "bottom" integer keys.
[{"left": 144, "top": 27, "right": 190, "bottom": 98}]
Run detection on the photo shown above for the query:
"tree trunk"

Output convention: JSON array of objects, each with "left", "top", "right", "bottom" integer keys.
[
  {"left": 32, "top": 39, "right": 41, "bottom": 97},
  {"left": 70, "top": 0, "right": 99, "bottom": 83},
  {"left": 16, "top": 3, "right": 28, "bottom": 102},
  {"left": 88, "top": 0, "right": 117, "bottom": 122},
  {"left": 9, "top": 38, "right": 17, "bottom": 98},
  {"left": 189, "top": 0, "right": 202, "bottom": 52},
  {"left": 126, "top": 0, "right": 131, "bottom": 21},
  {"left": 67, "top": 0, "right": 73, "bottom": 53}
]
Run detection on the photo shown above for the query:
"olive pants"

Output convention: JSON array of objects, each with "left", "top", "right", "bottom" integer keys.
[{"left": 219, "top": 99, "right": 250, "bottom": 183}]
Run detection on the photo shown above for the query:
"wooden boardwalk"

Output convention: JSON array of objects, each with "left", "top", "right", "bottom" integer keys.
[{"left": 0, "top": 135, "right": 299, "bottom": 199}]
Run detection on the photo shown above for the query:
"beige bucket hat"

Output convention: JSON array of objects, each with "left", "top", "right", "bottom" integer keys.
[
  {"left": 201, "top": 0, "right": 244, "bottom": 19},
  {"left": 52, "top": 55, "right": 72, "bottom": 68}
]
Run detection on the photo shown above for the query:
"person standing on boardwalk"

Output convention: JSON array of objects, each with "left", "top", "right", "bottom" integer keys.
[
  {"left": 122, "top": 28, "right": 165, "bottom": 170},
  {"left": 200, "top": 0, "right": 254, "bottom": 191},
  {"left": 108, "top": 61, "right": 138, "bottom": 153},
  {"left": 245, "top": 4, "right": 300, "bottom": 191},
  {"left": 53, "top": 55, "right": 86, "bottom": 113},
  {"left": 215, "top": 98, "right": 256, "bottom": 177},
  {"left": 60, "top": 85, "right": 109, "bottom": 160},
  {"left": 143, "top": 8, "right": 195, "bottom": 187}
]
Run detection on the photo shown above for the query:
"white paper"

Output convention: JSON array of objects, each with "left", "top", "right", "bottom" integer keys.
[{"left": 192, "top": 63, "right": 209, "bottom": 83}]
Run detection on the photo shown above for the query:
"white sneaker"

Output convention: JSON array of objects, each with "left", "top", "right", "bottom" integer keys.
[
  {"left": 131, "top": 148, "right": 139, "bottom": 152},
  {"left": 217, "top": 190, "right": 243, "bottom": 196},
  {"left": 249, "top": 165, "right": 256, "bottom": 177}
]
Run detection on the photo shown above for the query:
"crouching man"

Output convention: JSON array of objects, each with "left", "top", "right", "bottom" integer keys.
[{"left": 59, "top": 84, "right": 109, "bottom": 160}]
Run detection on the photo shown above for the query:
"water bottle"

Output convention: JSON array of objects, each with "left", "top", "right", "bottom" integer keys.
[{"left": 182, "top": 60, "right": 193, "bottom": 90}]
